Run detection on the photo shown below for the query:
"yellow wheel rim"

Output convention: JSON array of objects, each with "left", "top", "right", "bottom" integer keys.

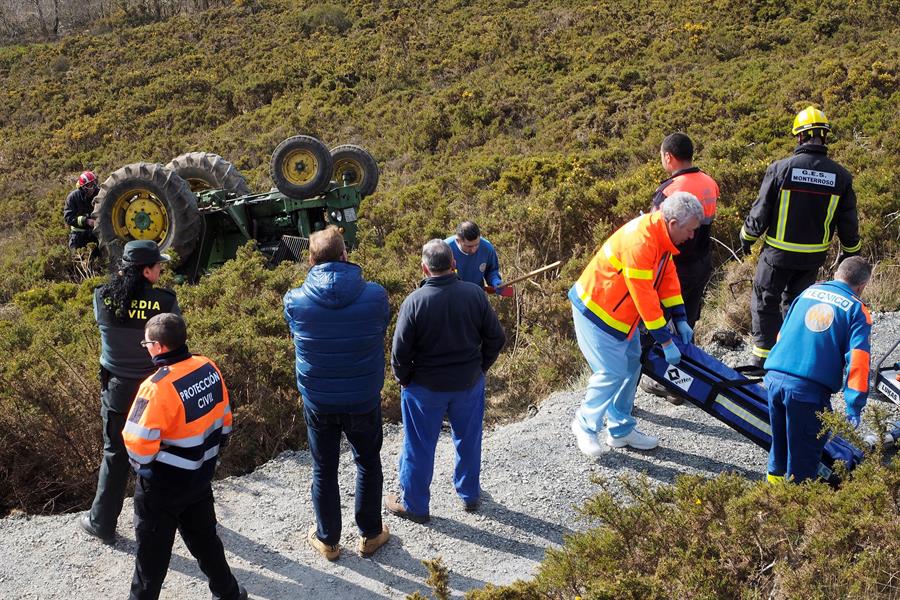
[
  {"left": 186, "top": 177, "right": 212, "bottom": 193},
  {"left": 110, "top": 188, "right": 170, "bottom": 242},
  {"left": 281, "top": 149, "right": 319, "bottom": 186},
  {"left": 333, "top": 158, "right": 364, "bottom": 187}
]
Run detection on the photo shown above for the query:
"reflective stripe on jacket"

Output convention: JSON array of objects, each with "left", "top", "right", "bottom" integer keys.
[
  {"left": 652, "top": 167, "right": 720, "bottom": 264},
  {"left": 741, "top": 144, "right": 860, "bottom": 269},
  {"left": 568, "top": 212, "right": 685, "bottom": 343},
  {"left": 123, "top": 354, "right": 232, "bottom": 487},
  {"left": 765, "top": 281, "right": 871, "bottom": 416}
]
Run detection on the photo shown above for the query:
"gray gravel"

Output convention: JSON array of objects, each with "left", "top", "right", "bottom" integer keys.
[{"left": 2, "top": 315, "right": 898, "bottom": 599}]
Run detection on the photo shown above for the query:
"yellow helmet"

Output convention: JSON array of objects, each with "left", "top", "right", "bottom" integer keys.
[{"left": 791, "top": 106, "right": 831, "bottom": 136}]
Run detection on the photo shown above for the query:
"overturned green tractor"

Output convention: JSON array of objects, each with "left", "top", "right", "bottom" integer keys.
[{"left": 91, "top": 135, "right": 378, "bottom": 280}]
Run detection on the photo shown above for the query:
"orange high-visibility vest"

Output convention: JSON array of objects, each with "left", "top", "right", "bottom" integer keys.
[
  {"left": 123, "top": 355, "right": 232, "bottom": 483},
  {"left": 568, "top": 212, "right": 685, "bottom": 341}
]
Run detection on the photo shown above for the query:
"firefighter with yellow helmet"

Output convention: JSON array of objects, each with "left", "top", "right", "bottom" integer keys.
[{"left": 740, "top": 106, "right": 861, "bottom": 372}]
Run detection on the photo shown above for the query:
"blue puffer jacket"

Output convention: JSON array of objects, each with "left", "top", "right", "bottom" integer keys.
[{"left": 283, "top": 261, "right": 390, "bottom": 414}]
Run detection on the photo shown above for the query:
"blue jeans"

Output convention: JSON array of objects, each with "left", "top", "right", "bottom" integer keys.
[
  {"left": 304, "top": 403, "right": 384, "bottom": 545},
  {"left": 571, "top": 306, "right": 640, "bottom": 439},
  {"left": 398, "top": 376, "right": 485, "bottom": 516},
  {"left": 765, "top": 370, "right": 831, "bottom": 483}
]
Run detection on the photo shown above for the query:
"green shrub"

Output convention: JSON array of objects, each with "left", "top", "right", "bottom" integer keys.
[
  {"left": 0, "top": 0, "right": 898, "bottom": 515},
  {"left": 467, "top": 457, "right": 900, "bottom": 599}
]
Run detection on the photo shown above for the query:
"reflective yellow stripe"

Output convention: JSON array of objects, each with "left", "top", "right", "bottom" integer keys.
[
  {"left": 715, "top": 394, "right": 772, "bottom": 435},
  {"left": 767, "top": 473, "right": 785, "bottom": 485},
  {"left": 822, "top": 194, "right": 840, "bottom": 244},
  {"left": 842, "top": 240, "right": 862, "bottom": 253},
  {"left": 775, "top": 190, "right": 790, "bottom": 241},
  {"left": 764, "top": 237, "right": 830, "bottom": 253},
  {"left": 575, "top": 281, "right": 632, "bottom": 334},
  {"left": 603, "top": 244, "right": 622, "bottom": 270},
  {"left": 644, "top": 315, "right": 667, "bottom": 330},
  {"left": 605, "top": 244, "right": 653, "bottom": 280},
  {"left": 752, "top": 346, "right": 770, "bottom": 358},
  {"left": 624, "top": 267, "right": 653, "bottom": 280},
  {"left": 739, "top": 226, "right": 758, "bottom": 242},
  {"left": 660, "top": 294, "right": 683, "bottom": 308}
]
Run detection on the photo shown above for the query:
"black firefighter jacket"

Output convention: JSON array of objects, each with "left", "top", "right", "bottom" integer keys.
[{"left": 740, "top": 144, "right": 860, "bottom": 270}]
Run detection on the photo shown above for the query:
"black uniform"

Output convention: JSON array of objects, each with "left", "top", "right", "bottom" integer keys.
[
  {"left": 740, "top": 143, "right": 860, "bottom": 360},
  {"left": 63, "top": 188, "right": 98, "bottom": 249},
  {"left": 85, "top": 283, "right": 180, "bottom": 538}
]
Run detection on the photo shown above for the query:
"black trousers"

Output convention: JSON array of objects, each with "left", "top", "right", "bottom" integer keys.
[
  {"left": 88, "top": 370, "right": 142, "bottom": 535},
  {"left": 675, "top": 255, "right": 712, "bottom": 328},
  {"left": 130, "top": 477, "right": 241, "bottom": 600},
  {"left": 751, "top": 258, "right": 818, "bottom": 357},
  {"left": 68, "top": 230, "right": 98, "bottom": 249}
]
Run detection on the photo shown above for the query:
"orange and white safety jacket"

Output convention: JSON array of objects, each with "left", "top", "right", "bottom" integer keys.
[
  {"left": 123, "top": 351, "right": 232, "bottom": 486},
  {"left": 568, "top": 211, "right": 686, "bottom": 343}
]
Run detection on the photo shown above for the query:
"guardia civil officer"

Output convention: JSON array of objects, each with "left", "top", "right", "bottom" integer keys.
[
  {"left": 123, "top": 313, "right": 246, "bottom": 600},
  {"left": 78, "top": 240, "right": 180, "bottom": 544},
  {"left": 740, "top": 106, "right": 861, "bottom": 372}
]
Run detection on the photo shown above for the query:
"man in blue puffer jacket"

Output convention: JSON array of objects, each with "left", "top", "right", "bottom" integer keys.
[{"left": 283, "top": 226, "right": 391, "bottom": 561}]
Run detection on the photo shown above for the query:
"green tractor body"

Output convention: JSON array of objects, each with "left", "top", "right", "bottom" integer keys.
[
  {"left": 181, "top": 184, "right": 361, "bottom": 281},
  {"left": 91, "top": 136, "right": 376, "bottom": 280}
]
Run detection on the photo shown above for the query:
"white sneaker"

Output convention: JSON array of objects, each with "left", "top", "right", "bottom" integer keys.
[
  {"left": 606, "top": 429, "right": 658, "bottom": 450},
  {"left": 571, "top": 419, "right": 609, "bottom": 457}
]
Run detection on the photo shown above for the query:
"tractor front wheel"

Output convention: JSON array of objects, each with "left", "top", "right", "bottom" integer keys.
[
  {"left": 166, "top": 151, "right": 252, "bottom": 195},
  {"left": 93, "top": 163, "right": 201, "bottom": 264},
  {"left": 270, "top": 135, "right": 333, "bottom": 199},
  {"left": 331, "top": 144, "right": 379, "bottom": 197}
]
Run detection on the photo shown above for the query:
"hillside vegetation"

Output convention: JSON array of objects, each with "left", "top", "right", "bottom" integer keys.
[{"left": 0, "top": 0, "right": 898, "bottom": 515}]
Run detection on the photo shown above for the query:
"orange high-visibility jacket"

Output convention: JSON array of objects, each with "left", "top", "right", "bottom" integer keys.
[
  {"left": 123, "top": 354, "right": 232, "bottom": 486},
  {"left": 568, "top": 211, "right": 686, "bottom": 343}
]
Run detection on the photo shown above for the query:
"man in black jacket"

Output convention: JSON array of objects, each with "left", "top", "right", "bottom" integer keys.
[
  {"left": 740, "top": 106, "right": 860, "bottom": 371},
  {"left": 385, "top": 239, "right": 506, "bottom": 523},
  {"left": 63, "top": 170, "right": 100, "bottom": 249}
]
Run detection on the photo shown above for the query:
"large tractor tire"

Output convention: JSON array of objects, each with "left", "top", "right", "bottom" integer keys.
[
  {"left": 331, "top": 144, "right": 379, "bottom": 197},
  {"left": 165, "top": 151, "right": 252, "bottom": 195},
  {"left": 270, "top": 135, "right": 333, "bottom": 198},
  {"left": 93, "top": 163, "right": 201, "bottom": 264}
]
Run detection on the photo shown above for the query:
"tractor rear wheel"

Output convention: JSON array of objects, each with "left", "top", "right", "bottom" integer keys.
[
  {"left": 270, "top": 135, "right": 333, "bottom": 198},
  {"left": 93, "top": 163, "right": 201, "bottom": 264},
  {"left": 166, "top": 151, "right": 252, "bottom": 195},
  {"left": 331, "top": 144, "right": 379, "bottom": 197}
]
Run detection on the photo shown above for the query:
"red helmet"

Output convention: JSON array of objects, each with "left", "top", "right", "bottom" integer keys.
[{"left": 77, "top": 171, "right": 97, "bottom": 188}]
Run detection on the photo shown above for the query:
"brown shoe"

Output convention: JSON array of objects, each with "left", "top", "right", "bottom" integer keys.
[
  {"left": 383, "top": 493, "right": 430, "bottom": 524},
  {"left": 307, "top": 525, "right": 340, "bottom": 561},
  {"left": 358, "top": 524, "right": 390, "bottom": 557}
]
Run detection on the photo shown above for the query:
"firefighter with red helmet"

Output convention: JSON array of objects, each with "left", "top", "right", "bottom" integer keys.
[
  {"left": 740, "top": 106, "right": 861, "bottom": 372},
  {"left": 63, "top": 170, "right": 100, "bottom": 249}
]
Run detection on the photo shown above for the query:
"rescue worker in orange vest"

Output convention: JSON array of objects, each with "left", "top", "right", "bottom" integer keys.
[
  {"left": 123, "top": 313, "right": 247, "bottom": 600},
  {"left": 740, "top": 106, "right": 861, "bottom": 373},
  {"left": 568, "top": 192, "right": 704, "bottom": 456},
  {"left": 642, "top": 133, "right": 720, "bottom": 404}
]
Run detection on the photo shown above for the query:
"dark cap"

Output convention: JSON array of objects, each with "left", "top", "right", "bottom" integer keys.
[{"left": 122, "top": 240, "right": 170, "bottom": 265}]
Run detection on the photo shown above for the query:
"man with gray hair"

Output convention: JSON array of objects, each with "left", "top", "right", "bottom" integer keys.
[
  {"left": 568, "top": 192, "right": 703, "bottom": 457},
  {"left": 763, "top": 256, "right": 872, "bottom": 483},
  {"left": 386, "top": 239, "right": 506, "bottom": 523}
]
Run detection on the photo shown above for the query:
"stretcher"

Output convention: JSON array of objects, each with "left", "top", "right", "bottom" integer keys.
[
  {"left": 640, "top": 336, "right": 863, "bottom": 484},
  {"left": 867, "top": 338, "right": 900, "bottom": 448}
]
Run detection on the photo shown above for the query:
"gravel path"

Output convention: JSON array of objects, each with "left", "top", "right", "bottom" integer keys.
[{"left": 2, "top": 316, "right": 898, "bottom": 599}]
